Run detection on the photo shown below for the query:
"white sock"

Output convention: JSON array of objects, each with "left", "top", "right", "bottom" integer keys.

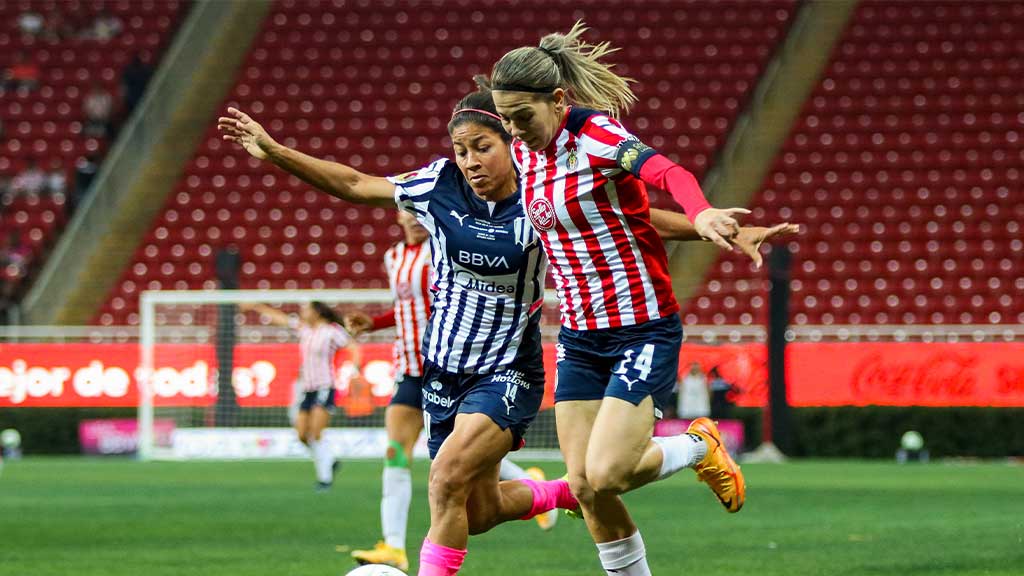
[
  {"left": 498, "top": 458, "right": 531, "bottom": 481},
  {"left": 381, "top": 466, "right": 412, "bottom": 550},
  {"left": 651, "top": 433, "right": 708, "bottom": 480},
  {"left": 311, "top": 438, "right": 334, "bottom": 483},
  {"left": 597, "top": 531, "right": 651, "bottom": 576}
]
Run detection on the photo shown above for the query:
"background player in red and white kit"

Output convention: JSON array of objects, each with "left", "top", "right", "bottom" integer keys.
[
  {"left": 491, "top": 22, "right": 751, "bottom": 576},
  {"left": 242, "top": 301, "right": 360, "bottom": 490},
  {"left": 345, "top": 212, "right": 432, "bottom": 570}
]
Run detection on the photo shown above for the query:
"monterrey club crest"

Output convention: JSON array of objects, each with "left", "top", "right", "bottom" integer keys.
[{"left": 528, "top": 197, "right": 556, "bottom": 231}]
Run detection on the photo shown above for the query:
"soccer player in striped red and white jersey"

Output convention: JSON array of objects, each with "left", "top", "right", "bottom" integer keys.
[
  {"left": 243, "top": 301, "right": 359, "bottom": 490},
  {"left": 492, "top": 22, "right": 751, "bottom": 576},
  {"left": 345, "top": 212, "right": 432, "bottom": 570}
]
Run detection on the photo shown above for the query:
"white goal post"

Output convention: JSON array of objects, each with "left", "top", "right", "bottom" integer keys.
[{"left": 137, "top": 289, "right": 564, "bottom": 461}]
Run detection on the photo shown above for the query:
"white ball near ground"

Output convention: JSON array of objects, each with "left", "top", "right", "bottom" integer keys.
[
  {"left": 345, "top": 565, "right": 407, "bottom": 576},
  {"left": 901, "top": 430, "right": 924, "bottom": 451},
  {"left": 0, "top": 429, "right": 20, "bottom": 448}
]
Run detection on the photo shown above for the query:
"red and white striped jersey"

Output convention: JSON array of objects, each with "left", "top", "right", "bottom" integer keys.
[
  {"left": 513, "top": 107, "right": 679, "bottom": 330},
  {"left": 384, "top": 240, "right": 431, "bottom": 377},
  {"left": 297, "top": 322, "right": 351, "bottom": 392}
]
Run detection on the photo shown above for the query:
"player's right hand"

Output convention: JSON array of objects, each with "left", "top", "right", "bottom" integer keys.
[
  {"left": 343, "top": 312, "right": 373, "bottom": 337},
  {"left": 217, "top": 107, "right": 274, "bottom": 160}
]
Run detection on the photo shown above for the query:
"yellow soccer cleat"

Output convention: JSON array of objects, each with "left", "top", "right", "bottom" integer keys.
[
  {"left": 687, "top": 417, "right": 746, "bottom": 513},
  {"left": 525, "top": 467, "right": 559, "bottom": 531},
  {"left": 556, "top": 473, "right": 583, "bottom": 520},
  {"left": 351, "top": 541, "right": 409, "bottom": 571}
]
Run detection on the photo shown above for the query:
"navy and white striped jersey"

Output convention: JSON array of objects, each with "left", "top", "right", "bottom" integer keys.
[{"left": 388, "top": 159, "right": 546, "bottom": 375}]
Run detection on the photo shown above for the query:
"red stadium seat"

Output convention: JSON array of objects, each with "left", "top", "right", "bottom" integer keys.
[{"left": 692, "top": 0, "right": 1024, "bottom": 326}]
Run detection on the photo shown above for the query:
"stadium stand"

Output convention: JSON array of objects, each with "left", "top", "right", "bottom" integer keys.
[
  {"left": 0, "top": 0, "right": 188, "bottom": 320},
  {"left": 689, "top": 0, "right": 1024, "bottom": 326},
  {"left": 96, "top": 0, "right": 797, "bottom": 326}
]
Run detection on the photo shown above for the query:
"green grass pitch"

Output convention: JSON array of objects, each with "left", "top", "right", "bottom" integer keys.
[{"left": 2, "top": 458, "right": 1022, "bottom": 575}]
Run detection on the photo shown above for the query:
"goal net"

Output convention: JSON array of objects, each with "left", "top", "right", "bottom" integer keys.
[{"left": 137, "top": 289, "right": 563, "bottom": 460}]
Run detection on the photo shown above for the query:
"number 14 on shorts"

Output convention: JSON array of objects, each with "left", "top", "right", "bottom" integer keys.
[{"left": 612, "top": 344, "right": 655, "bottom": 390}]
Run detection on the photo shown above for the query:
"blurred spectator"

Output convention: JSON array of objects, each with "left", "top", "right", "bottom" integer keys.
[
  {"left": 17, "top": 11, "right": 44, "bottom": 36},
  {"left": 4, "top": 231, "right": 31, "bottom": 274},
  {"left": 11, "top": 159, "right": 46, "bottom": 197},
  {"left": 0, "top": 117, "right": 5, "bottom": 140},
  {"left": 73, "top": 154, "right": 100, "bottom": 208},
  {"left": 677, "top": 362, "right": 710, "bottom": 419},
  {"left": 708, "top": 367, "right": 739, "bottom": 420},
  {"left": 83, "top": 82, "right": 114, "bottom": 137},
  {"left": 122, "top": 54, "right": 153, "bottom": 114},
  {"left": 42, "top": 12, "right": 75, "bottom": 42},
  {"left": 4, "top": 51, "right": 41, "bottom": 93},
  {"left": 89, "top": 10, "right": 123, "bottom": 41},
  {"left": 46, "top": 159, "right": 68, "bottom": 196}
]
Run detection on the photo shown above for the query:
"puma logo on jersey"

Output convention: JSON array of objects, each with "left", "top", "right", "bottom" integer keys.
[
  {"left": 450, "top": 210, "right": 468, "bottom": 226},
  {"left": 619, "top": 376, "right": 637, "bottom": 391},
  {"left": 501, "top": 395, "right": 514, "bottom": 415}
]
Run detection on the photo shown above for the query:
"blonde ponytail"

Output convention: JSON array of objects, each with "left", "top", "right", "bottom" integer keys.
[{"left": 491, "top": 20, "right": 636, "bottom": 118}]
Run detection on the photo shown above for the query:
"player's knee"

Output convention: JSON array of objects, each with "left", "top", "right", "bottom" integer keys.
[
  {"left": 428, "top": 459, "right": 471, "bottom": 506},
  {"left": 586, "top": 461, "right": 630, "bottom": 495},
  {"left": 385, "top": 440, "right": 410, "bottom": 468},
  {"left": 567, "top": 473, "right": 596, "bottom": 509}
]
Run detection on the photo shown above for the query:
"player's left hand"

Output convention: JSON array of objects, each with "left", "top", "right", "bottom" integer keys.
[
  {"left": 694, "top": 208, "right": 747, "bottom": 250},
  {"left": 732, "top": 223, "right": 800, "bottom": 268},
  {"left": 343, "top": 312, "right": 373, "bottom": 337}
]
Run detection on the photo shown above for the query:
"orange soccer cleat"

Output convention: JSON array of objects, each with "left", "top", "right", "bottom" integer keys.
[{"left": 687, "top": 417, "right": 746, "bottom": 513}]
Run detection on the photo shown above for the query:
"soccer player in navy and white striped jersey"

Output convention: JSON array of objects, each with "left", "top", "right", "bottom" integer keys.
[
  {"left": 243, "top": 301, "right": 358, "bottom": 490},
  {"left": 219, "top": 91, "right": 580, "bottom": 576}
]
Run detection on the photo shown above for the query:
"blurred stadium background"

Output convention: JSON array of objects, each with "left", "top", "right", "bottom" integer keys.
[{"left": 0, "top": 0, "right": 1022, "bottom": 575}]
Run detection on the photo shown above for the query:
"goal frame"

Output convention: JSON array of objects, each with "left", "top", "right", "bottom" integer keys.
[{"left": 137, "top": 289, "right": 392, "bottom": 460}]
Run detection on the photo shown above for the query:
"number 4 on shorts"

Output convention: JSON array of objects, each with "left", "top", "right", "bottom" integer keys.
[{"left": 613, "top": 344, "right": 655, "bottom": 382}]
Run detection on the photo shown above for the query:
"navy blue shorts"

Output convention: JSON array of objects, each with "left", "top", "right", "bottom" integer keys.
[
  {"left": 420, "top": 330, "right": 545, "bottom": 459},
  {"left": 554, "top": 313, "right": 683, "bottom": 418},
  {"left": 390, "top": 374, "right": 423, "bottom": 409},
  {"left": 299, "top": 387, "right": 336, "bottom": 413}
]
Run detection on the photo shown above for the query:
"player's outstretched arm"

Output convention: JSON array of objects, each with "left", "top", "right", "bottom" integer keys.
[
  {"left": 651, "top": 209, "right": 799, "bottom": 267},
  {"left": 217, "top": 107, "right": 396, "bottom": 207},
  {"left": 239, "top": 302, "right": 292, "bottom": 327},
  {"left": 650, "top": 207, "right": 748, "bottom": 244},
  {"left": 731, "top": 223, "right": 800, "bottom": 268}
]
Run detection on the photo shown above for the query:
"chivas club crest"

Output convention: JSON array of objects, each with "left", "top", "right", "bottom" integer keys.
[{"left": 528, "top": 197, "right": 556, "bottom": 231}]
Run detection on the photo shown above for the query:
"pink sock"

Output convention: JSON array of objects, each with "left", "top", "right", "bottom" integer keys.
[
  {"left": 520, "top": 478, "right": 578, "bottom": 520},
  {"left": 418, "top": 538, "right": 467, "bottom": 576}
]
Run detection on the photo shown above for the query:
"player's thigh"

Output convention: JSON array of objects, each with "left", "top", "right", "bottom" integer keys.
[
  {"left": 309, "top": 405, "right": 332, "bottom": 436},
  {"left": 555, "top": 400, "right": 602, "bottom": 496},
  {"left": 294, "top": 409, "right": 310, "bottom": 439},
  {"left": 585, "top": 395, "right": 656, "bottom": 492},
  {"left": 385, "top": 404, "right": 423, "bottom": 457},
  {"left": 430, "top": 412, "right": 513, "bottom": 498}
]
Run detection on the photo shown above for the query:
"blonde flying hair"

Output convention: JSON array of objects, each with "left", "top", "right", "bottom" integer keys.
[{"left": 490, "top": 21, "right": 636, "bottom": 118}]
